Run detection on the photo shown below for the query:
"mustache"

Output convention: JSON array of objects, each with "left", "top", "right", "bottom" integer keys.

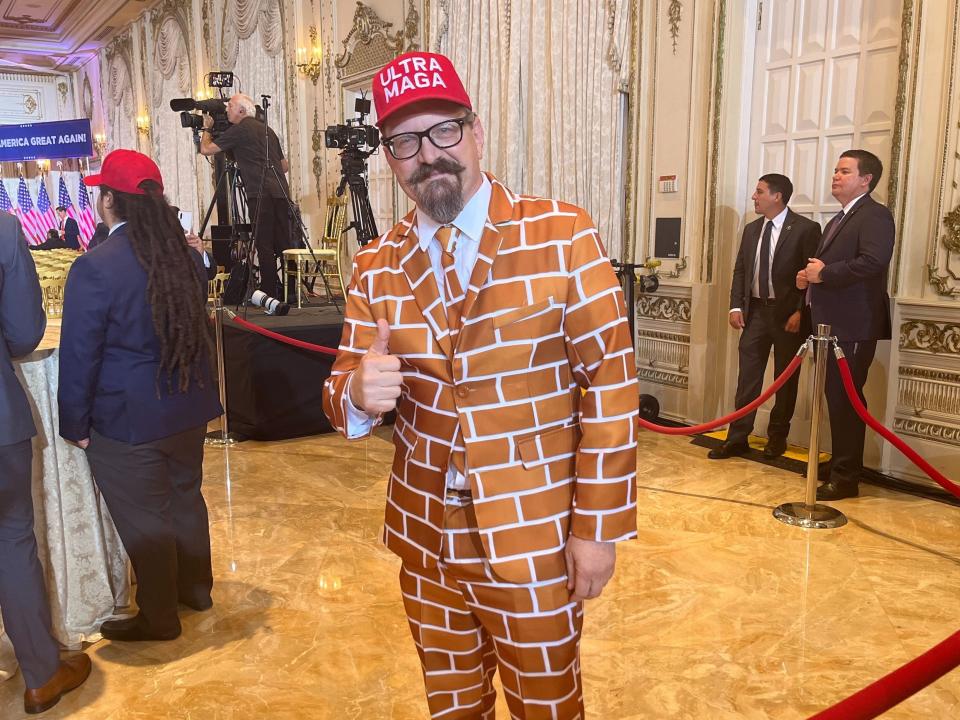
[{"left": 409, "top": 158, "right": 466, "bottom": 185}]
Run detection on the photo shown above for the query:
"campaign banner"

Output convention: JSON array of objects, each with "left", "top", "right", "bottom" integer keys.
[{"left": 0, "top": 118, "right": 94, "bottom": 162}]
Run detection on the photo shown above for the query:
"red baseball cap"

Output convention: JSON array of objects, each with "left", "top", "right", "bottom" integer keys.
[
  {"left": 373, "top": 51, "right": 472, "bottom": 128},
  {"left": 83, "top": 149, "right": 164, "bottom": 195}
]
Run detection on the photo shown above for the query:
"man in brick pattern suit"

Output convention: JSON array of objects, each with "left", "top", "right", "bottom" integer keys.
[{"left": 322, "top": 52, "right": 638, "bottom": 719}]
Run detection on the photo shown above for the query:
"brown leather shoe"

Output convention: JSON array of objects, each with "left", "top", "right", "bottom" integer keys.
[{"left": 23, "top": 653, "right": 91, "bottom": 714}]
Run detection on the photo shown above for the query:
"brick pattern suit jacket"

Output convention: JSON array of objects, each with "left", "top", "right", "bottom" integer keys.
[{"left": 323, "top": 175, "right": 639, "bottom": 584}]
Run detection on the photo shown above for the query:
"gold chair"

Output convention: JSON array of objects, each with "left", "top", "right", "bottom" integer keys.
[
  {"left": 282, "top": 195, "right": 348, "bottom": 308},
  {"left": 208, "top": 272, "right": 230, "bottom": 302},
  {"left": 39, "top": 278, "right": 66, "bottom": 317}
]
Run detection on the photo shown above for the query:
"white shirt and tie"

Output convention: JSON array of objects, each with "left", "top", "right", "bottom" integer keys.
[
  {"left": 730, "top": 205, "right": 789, "bottom": 314},
  {"left": 344, "top": 175, "right": 493, "bottom": 490}
]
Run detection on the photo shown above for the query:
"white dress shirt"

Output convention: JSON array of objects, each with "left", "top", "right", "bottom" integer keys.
[
  {"left": 344, "top": 175, "right": 493, "bottom": 490},
  {"left": 730, "top": 205, "right": 789, "bottom": 313}
]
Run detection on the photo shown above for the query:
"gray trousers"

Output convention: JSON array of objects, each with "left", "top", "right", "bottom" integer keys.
[{"left": 0, "top": 440, "right": 60, "bottom": 689}]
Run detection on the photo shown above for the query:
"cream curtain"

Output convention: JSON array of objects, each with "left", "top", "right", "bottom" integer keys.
[
  {"left": 220, "top": 0, "right": 288, "bottom": 147},
  {"left": 102, "top": 53, "right": 137, "bottom": 155},
  {"left": 435, "top": 0, "right": 631, "bottom": 259},
  {"left": 151, "top": 17, "right": 201, "bottom": 216}
]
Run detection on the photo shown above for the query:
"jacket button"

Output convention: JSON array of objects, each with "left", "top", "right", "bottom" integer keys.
[{"left": 456, "top": 386, "right": 469, "bottom": 398}]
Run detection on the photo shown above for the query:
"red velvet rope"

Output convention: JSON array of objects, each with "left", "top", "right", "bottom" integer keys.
[
  {"left": 809, "top": 630, "right": 960, "bottom": 719},
  {"left": 835, "top": 354, "right": 960, "bottom": 500},
  {"left": 808, "top": 353, "right": 960, "bottom": 719},
  {"left": 230, "top": 315, "right": 339, "bottom": 357},
  {"left": 638, "top": 352, "right": 805, "bottom": 436}
]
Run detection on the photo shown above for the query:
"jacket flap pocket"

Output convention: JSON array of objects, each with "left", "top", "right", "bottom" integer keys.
[
  {"left": 517, "top": 424, "right": 581, "bottom": 469},
  {"left": 493, "top": 298, "right": 553, "bottom": 329}
]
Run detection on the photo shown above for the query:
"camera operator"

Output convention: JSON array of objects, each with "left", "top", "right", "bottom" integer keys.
[{"left": 198, "top": 93, "right": 291, "bottom": 299}]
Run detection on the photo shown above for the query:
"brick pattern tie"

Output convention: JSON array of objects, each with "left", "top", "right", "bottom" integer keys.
[
  {"left": 435, "top": 225, "right": 466, "bottom": 340},
  {"left": 434, "top": 225, "right": 468, "bottom": 480}
]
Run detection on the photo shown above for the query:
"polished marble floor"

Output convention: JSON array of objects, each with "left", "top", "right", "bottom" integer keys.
[{"left": 1, "top": 429, "right": 958, "bottom": 719}]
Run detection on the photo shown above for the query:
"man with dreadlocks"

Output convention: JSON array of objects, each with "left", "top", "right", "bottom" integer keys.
[{"left": 58, "top": 149, "right": 222, "bottom": 642}]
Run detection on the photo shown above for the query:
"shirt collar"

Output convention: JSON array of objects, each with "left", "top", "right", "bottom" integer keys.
[
  {"left": 764, "top": 206, "right": 789, "bottom": 230},
  {"left": 109, "top": 221, "right": 128, "bottom": 235},
  {"left": 417, "top": 174, "right": 492, "bottom": 251},
  {"left": 841, "top": 193, "right": 868, "bottom": 215}
]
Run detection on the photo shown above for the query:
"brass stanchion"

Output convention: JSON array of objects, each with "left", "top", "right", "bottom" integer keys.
[
  {"left": 205, "top": 297, "right": 238, "bottom": 446},
  {"left": 773, "top": 323, "right": 847, "bottom": 529}
]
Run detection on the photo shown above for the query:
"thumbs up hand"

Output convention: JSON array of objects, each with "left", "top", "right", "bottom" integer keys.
[{"left": 349, "top": 319, "right": 402, "bottom": 414}]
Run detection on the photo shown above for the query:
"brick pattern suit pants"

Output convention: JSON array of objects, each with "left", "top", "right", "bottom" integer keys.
[{"left": 400, "top": 495, "right": 584, "bottom": 719}]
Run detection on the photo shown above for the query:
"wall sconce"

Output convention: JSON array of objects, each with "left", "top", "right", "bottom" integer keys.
[
  {"left": 93, "top": 133, "right": 107, "bottom": 157},
  {"left": 297, "top": 30, "right": 324, "bottom": 85},
  {"left": 136, "top": 115, "right": 151, "bottom": 136}
]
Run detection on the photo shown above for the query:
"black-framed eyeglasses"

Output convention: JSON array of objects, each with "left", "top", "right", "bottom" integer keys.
[{"left": 382, "top": 114, "right": 475, "bottom": 160}]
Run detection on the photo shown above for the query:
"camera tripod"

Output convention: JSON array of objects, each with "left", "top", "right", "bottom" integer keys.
[
  {"left": 335, "top": 147, "right": 380, "bottom": 248},
  {"left": 252, "top": 95, "right": 340, "bottom": 312}
]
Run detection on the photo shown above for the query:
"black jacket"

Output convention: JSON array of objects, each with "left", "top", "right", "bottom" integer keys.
[
  {"left": 730, "top": 209, "right": 821, "bottom": 325},
  {"left": 809, "top": 194, "right": 894, "bottom": 342}
]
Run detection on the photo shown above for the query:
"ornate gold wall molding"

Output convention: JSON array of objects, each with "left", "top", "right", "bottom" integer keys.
[
  {"left": 623, "top": 0, "right": 641, "bottom": 263},
  {"left": 928, "top": 203, "right": 960, "bottom": 296},
  {"left": 335, "top": 1, "right": 420, "bottom": 82},
  {"left": 636, "top": 295, "right": 691, "bottom": 323},
  {"left": 900, "top": 320, "right": 960, "bottom": 355},
  {"left": 667, "top": 1, "right": 682, "bottom": 55},
  {"left": 925, "top": 2, "right": 960, "bottom": 297},
  {"left": 638, "top": 367, "right": 688, "bottom": 389},
  {"left": 702, "top": 0, "right": 726, "bottom": 284},
  {"left": 637, "top": 329, "right": 690, "bottom": 372},
  {"left": 898, "top": 367, "right": 960, "bottom": 416},
  {"left": 892, "top": 417, "right": 960, "bottom": 446}
]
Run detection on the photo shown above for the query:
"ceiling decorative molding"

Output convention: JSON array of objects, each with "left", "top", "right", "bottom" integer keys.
[
  {"left": 0, "top": 0, "right": 154, "bottom": 72},
  {"left": 335, "top": 0, "right": 420, "bottom": 82}
]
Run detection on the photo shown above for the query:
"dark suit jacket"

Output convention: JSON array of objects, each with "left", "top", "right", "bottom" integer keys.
[
  {"left": 61, "top": 216, "right": 81, "bottom": 250},
  {"left": 0, "top": 214, "right": 46, "bottom": 446},
  {"left": 809, "top": 194, "right": 894, "bottom": 342},
  {"left": 58, "top": 227, "right": 221, "bottom": 444},
  {"left": 730, "top": 209, "right": 821, "bottom": 325}
]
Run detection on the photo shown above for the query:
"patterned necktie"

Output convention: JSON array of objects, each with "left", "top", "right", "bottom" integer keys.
[
  {"left": 434, "top": 225, "right": 468, "bottom": 479},
  {"left": 758, "top": 220, "right": 773, "bottom": 300},
  {"left": 435, "top": 225, "right": 466, "bottom": 340}
]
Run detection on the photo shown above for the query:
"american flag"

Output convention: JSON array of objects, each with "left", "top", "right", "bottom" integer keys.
[
  {"left": 76, "top": 177, "right": 97, "bottom": 247},
  {"left": 0, "top": 181, "right": 14, "bottom": 214},
  {"left": 15, "top": 177, "right": 43, "bottom": 245},
  {"left": 35, "top": 178, "right": 58, "bottom": 237}
]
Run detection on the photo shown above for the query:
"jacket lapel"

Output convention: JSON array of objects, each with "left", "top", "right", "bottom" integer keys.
[
  {"left": 771, "top": 212, "right": 795, "bottom": 273},
  {"left": 457, "top": 174, "right": 513, "bottom": 333},
  {"left": 744, "top": 218, "right": 762, "bottom": 282},
  {"left": 818, "top": 196, "right": 867, "bottom": 255},
  {"left": 396, "top": 211, "right": 452, "bottom": 357}
]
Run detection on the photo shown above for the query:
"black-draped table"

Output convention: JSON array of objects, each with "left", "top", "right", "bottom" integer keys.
[{"left": 221, "top": 305, "right": 344, "bottom": 441}]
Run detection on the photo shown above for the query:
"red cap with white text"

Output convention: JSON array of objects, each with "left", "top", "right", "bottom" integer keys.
[{"left": 372, "top": 52, "right": 472, "bottom": 128}]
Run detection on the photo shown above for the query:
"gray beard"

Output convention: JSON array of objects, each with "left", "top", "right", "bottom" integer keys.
[{"left": 416, "top": 175, "right": 464, "bottom": 225}]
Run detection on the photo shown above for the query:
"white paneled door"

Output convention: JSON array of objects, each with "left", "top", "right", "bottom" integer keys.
[
  {"left": 749, "top": 0, "right": 902, "bottom": 225},
  {"left": 744, "top": 0, "right": 902, "bottom": 446}
]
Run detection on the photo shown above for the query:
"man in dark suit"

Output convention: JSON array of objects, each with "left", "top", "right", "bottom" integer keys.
[
  {"left": 710, "top": 174, "right": 821, "bottom": 460},
  {"left": 0, "top": 213, "right": 91, "bottom": 713},
  {"left": 56, "top": 206, "right": 81, "bottom": 250},
  {"left": 797, "top": 149, "right": 894, "bottom": 500}
]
